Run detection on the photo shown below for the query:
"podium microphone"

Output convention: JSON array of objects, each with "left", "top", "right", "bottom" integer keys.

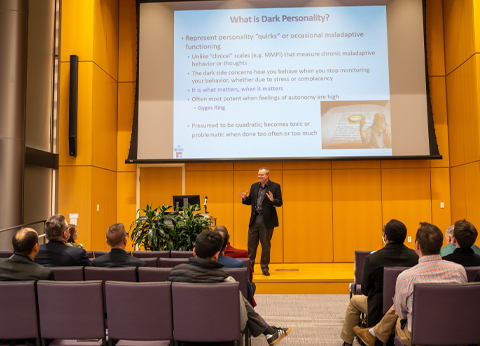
[{"left": 204, "top": 196, "right": 208, "bottom": 212}]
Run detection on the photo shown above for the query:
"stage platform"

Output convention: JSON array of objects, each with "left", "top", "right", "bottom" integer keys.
[{"left": 252, "top": 262, "right": 354, "bottom": 294}]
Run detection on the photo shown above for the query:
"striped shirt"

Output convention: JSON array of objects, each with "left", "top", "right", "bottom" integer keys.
[{"left": 393, "top": 254, "right": 467, "bottom": 332}]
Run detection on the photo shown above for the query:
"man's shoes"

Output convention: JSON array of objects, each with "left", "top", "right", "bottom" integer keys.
[
  {"left": 262, "top": 268, "right": 270, "bottom": 276},
  {"left": 353, "top": 326, "right": 377, "bottom": 346},
  {"left": 266, "top": 326, "right": 291, "bottom": 345}
]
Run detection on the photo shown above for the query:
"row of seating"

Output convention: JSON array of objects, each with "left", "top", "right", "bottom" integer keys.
[
  {"left": 0, "top": 250, "right": 193, "bottom": 259},
  {"left": 0, "top": 280, "right": 246, "bottom": 346}
]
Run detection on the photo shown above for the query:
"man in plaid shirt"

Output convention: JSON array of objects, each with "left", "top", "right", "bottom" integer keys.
[{"left": 354, "top": 222, "right": 467, "bottom": 346}]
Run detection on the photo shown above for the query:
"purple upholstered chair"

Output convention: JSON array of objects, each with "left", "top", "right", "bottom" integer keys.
[
  {"left": 84, "top": 267, "right": 137, "bottom": 283},
  {"left": 0, "top": 282, "right": 39, "bottom": 343},
  {"left": 382, "top": 267, "right": 409, "bottom": 314},
  {"left": 0, "top": 251, "right": 13, "bottom": 259},
  {"left": 170, "top": 251, "right": 193, "bottom": 258},
  {"left": 237, "top": 258, "right": 252, "bottom": 279},
  {"left": 86, "top": 251, "right": 93, "bottom": 258},
  {"left": 464, "top": 265, "right": 480, "bottom": 282},
  {"left": 349, "top": 251, "right": 371, "bottom": 297},
  {"left": 94, "top": 251, "right": 109, "bottom": 258},
  {"left": 37, "top": 281, "right": 106, "bottom": 345},
  {"left": 159, "top": 258, "right": 189, "bottom": 268},
  {"left": 132, "top": 250, "right": 170, "bottom": 259},
  {"left": 50, "top": 266, "right": 84, "bottom": 281},
  {"left": 400, "top": 282, "right": 480, "bottom": 346},
  {"left": 171, "top": 283, "right": 242, "bottom": 344},
  {"left": 105, "top": 282, "right": 172, "bottom": 346},
  {"left": 224, "top": 267, "right": 249, "bottom": 299},
  {"left": 138, "top": 267, "right": 172, "bottom": 282},
  {"left": 142, "top": 257, "right": 158, "bottom": 267}
]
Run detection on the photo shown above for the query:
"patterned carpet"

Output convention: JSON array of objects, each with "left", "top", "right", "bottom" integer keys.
[{"left": 250, "top": 294, "right": 357, "bottom": 346}]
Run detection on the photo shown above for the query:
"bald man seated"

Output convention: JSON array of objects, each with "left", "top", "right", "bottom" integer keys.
[{"left": 0, "top": 228, "right": 55, "bottom": 281}]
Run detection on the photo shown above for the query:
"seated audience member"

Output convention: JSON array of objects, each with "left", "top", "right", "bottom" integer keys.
[
  {"left": 340, "top": 219, "right": 418, "bottom": 346},
  {"left": 66, "top": 224, "right": 84, "bottom": 249},
  {"left": 34, "top": 214, "right": 90, "bottom": 267},
  {"left": 442, "top": 219, "right": 480, "bottom": 266},
  {"left": 92, "top": 223, "right": 146, "bottom": 268},
  {"left": 0, "top": 228, "right": 55, "bottom": 281},
  {"left": 214, "top": 226, "right": 256, "bottom": 303},
  {"left": 221, "top": 225, "right": 254, "bottom": 279},
  {"left": 354, "top": 222, "right": 467, "bottom": 346},
  {"left": 440, "top": 223, "right": 480, "bottom": 256},
  {"left": 168, "top": 230, "right": 291, "bottom": 346}
]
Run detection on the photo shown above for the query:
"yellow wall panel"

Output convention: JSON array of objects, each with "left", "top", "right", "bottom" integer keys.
[
  {"left": 92, "top": 64, "right": 117, "bottom": 171},
  {"left": 60, "top": 0, "right": 94, "bottom": 62},
  {"left": 381, "top": 168, "right": 432, "bottom": 249},
  {"left": 443, "top": 0, "right": 475, "bottom": 74},
  {"left": 425, "top": 0, "right": 445, "bottom": 76},
  {"left": 332, "top": 161, "right": 380, "bottom": 169},
  {"left": 119, "top": 0, "right": 137, "bottom": 82},
  {"left": 185, "top": 170, "right": 234, "bottom": 233},
  {"left": 234, "top": 162, "right": 282, "bottom": 171},
  {"left": 430, "top": 168, "right": 451, "bottom": 234},
  {"left": 283, "top": 170, "right": 333, "bottom": 262},
  {"left": 58, "top": 166, "right": 93, "bottom": 250},
  {"left": 140, "top": 167, "right": 183, "bottom": 208},
  {"left": 332, "top": 169, "right": 382, "bottom": 262},
  {"left": 185, "top": 162, "right": 233, "bottom": 171},
  {"left": 283, "top": 161, "right": 331, "bottom": 170},
  {"left": 59, "top": 62, "right": 94, "bottom": 166},
  {"left": 429, "top": 77, "right": 449, "bottom": 167},
  {"left": 464, "top": 162, "right": 480, "bottom": 231},
  {"left": 118, "top": 82, "right": 136, "bottom": 172},
  {"left": 450, "top": 165, "right": 467, "bottom": 223},
  {"left": 93, "top": 0, "right": 118, "bottom": 80},
  {"left": 463, "top": 56, "right": 480, "bottom": 163},
  {"left": 233, "top": 170, "right": 284, "bottom": 263},
  {"left": 381, "top": 160, "right": 429, "bottom": 169},
  {"left": 117, "top": 172, "right": 137, "bottom": 251}
]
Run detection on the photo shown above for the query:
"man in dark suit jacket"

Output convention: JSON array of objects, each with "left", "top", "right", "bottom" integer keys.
[
  {"left": 239, "top": 167, "right": 282, "bottom": 276},
  {"left": 0, "top": 228, "right": 55, "bottom": 281},
  {"left": 442, "top": 219, "right": 480, "bottom": 267},
  {"left": 34, "top": 214, "right": 90, "bottom": 267},
  {"left": 92, "top": 223, "right": 146, "bottom": 268}
]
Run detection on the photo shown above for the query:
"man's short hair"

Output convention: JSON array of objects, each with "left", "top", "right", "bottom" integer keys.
[
  {"left": 12, "top": 228, "right": 38, "bottom": 256},
  {"left": 194, "top": 230, "right": 223, "bottom": 259},
  {"left": 453, "top": 220, "right": 478, "bottom": 248},
  {"left": 415, "top": 222, "right": 443, "bottom": 255},
  {"left": 106, "top": 223, "right": 127, "bottom": 247},
  {"left": 259, "top": 167, "right": 269, "bottom": 174},
  {"left": 45, "top": 214, "right": 67, "bottom": 240},
  {"left": 214, "top": 226, "right": 229, "bottom": 253},
  {"left": 383, "top": 219, "right": 407, "bottom": 244},
  {"left": 446, "top": 225, "right": 454, "bottom": 238}
]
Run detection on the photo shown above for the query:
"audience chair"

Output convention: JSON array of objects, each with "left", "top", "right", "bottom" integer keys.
[
  {"left": 84, "top": 267, "right": 137, "bottom": 282},
  {"left": 132, "top": 250, "right": 170, "bottom": 259},
  {"left": 86, "top": 251, "right": 93, "bottom": 258},
  {"left": 159, "top": 258, "right": 189, "bottom": 268},
  {"left": 0, "top": 281, "right": 39, "bottom": 344},
  {"left": 50, "top": 266, "right": 84, "bottom": 281},
  {"left": 171, "top": 282, "right": 243, "bottom": 345},
  {"left": 37, "top": 281, "right": 106, "bottom": 345},
  {"left": 350, "top": 250, "right": 371, "bottom": 298},
  {"left": 382, "top": 267, "right": 409, "bottom": 314},
  {"left": 395, "top": 282, "right": 480, "bottom": 346},
  {"left": 0, "top": 251, "right": 13, "bottom": 258},
  {"left": 237, "top": 257, "right": 252, "bottom": 280},
  {"left": 170, "top": 250, "right": 193, "bottom": 258},
  {"left": 94, "top": 251, "right": 109, "bottom": 258},
  {"left": 138, "top": 267, "right": 172, "bottom": 282},
  {"left": 142, "top": 257, "right": 158, "bottom": 267},
  {"left": 224, "top": 267, "right": 249, "bottom": 299},
  {"left": 105, "top": 282, "right": 172, "bottom": 346},
  {"left": 464, "top": 266, "right": 480, "bottom": 282}
]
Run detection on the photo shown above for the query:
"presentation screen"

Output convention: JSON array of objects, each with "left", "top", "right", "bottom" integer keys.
[{"left": 131, "top": 0, "right": 440, "bottom": 162}]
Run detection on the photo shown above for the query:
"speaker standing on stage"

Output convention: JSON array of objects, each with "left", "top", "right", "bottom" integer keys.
[{"left": 239, "top": 167, "right": 282, "bottom": 276}]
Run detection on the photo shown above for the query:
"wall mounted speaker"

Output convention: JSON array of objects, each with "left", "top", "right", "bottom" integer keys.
[{"left": 68, "top": 55, "right": 78, "bottom": 156}]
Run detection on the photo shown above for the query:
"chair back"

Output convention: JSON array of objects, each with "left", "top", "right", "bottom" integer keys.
[
  {"left": 464, "top": 266, "right": 480, "bottom": 282},
  {"left": 50, "top": 266, "right": 84, "bottom": 281},
  {"left": 94, "top": 251, "right": 109, "bottom": 258},
  {"left": 383, "top": 267, "right": 409, "bottom": 314},
  {"left": 224, "top": 267, "right": 249, "bottom": 299},
  {"left": 411, "top": 282, "right": 480, "bottom": 345},
  {"left": 170, "top": 250, "right": 193, "bottom": 258},
  {"left": 0, "top": 281, "right": 39, "bottom": 340},
  {"left": 138, "top": 267, "right": 172, "bottom": 282},
  {"left": 159, "top": 257, "right": 189, "bottom": 268},
  {"left": 237, "top": 257, "right": 252, "bottom": 279},
  {"left": 172, "top": 282, "right": 241, "bottom": 342},
  {"left": 350, "top": 250, "right": 371, "bottom": 295},
  {"left": 142, "top": 257, "right": 158, "bottom": 267},
  {"left": 0, "top": 251, "right": 13, "bottom": 258},
  {"left": 85, "top": 251, "right": 93, "bottom": 258},
  {"left": 84, "top": 267, "right": 137, "bottom": 283},
  {"left": 106, "top": 282, "right": 173, "bottom": 341},
  {"left": 37, "top": 281, "right": 105, "bottom": 341},
  {"left": 132, "top": 250, "right": 170, "bottom": 259}
]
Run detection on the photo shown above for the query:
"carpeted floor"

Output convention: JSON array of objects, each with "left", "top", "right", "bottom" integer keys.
[{"left": 250, "top": 294, "right": 359, "bottom": 346}]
